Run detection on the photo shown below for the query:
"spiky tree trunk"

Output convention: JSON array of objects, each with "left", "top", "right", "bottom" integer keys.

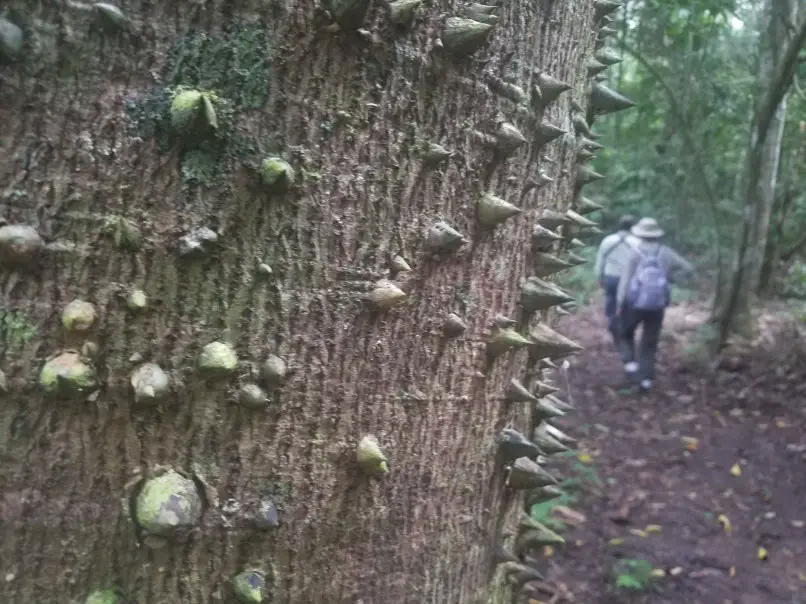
[{"left": 0, "top": 1, "right": 621, "bottom": 603}]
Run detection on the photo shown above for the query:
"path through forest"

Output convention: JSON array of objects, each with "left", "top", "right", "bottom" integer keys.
[{"left": 534, "top": 298, "right": 806, "bottom": 604}]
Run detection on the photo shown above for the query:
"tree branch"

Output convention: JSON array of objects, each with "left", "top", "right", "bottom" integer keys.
[{"left": 754, "top": 16, "right": 806, "bottom": 148}]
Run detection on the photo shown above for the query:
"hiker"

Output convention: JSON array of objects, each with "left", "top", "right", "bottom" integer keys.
[
  {"left": 615, "top": 217, "right": 694, "bottom": 392},
  {"left": 594, "top": 214, "right": 639, "bottom": 347}
]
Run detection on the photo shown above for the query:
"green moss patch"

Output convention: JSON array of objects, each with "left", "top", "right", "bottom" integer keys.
[
  {"left": 164, "top": 24, "right": 271, "bottom": 111},
  {"left": 0, "top": 308, "right": 36, "bottom": 349},
  {"left": 125, "top": 23, "right": 272, "bottom": 188}
]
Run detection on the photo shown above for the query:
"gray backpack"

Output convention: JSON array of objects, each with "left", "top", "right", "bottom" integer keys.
[{"left": 626, "top": 247, "right": 670, "bottom": 310}]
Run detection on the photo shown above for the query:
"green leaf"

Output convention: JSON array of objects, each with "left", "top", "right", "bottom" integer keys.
[
  {"left": 202, "top": 94, "right": 218, "bottom": 130},
  {"left": 616, "top": 574, "right": 643, "bottom": 590}
]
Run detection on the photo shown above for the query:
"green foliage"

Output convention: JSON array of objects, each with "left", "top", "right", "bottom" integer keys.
[
  {"left": 773, "top": 116, "right": 806, "bottom": 294},
  {"left": 588, "top": 0, "right": 757, "bottom": 272},
  {"left": 784, "top": 261, "right": 806, "bottom": 298},
  {"left": 530, "top": 452, "right": 602, "bottom": 533},
  {"left": 611, "top": 557, "right": 654, "bottom": 591},
  {"left": 597, "top": 0, "right": 806, "bottom": 302},
  {"left": 530, "top": 489, "right": 576, "bottom": 533},
  {"left": 84, "top": 589, "right": 119, "bottom": 604},
  {"left": 0, "top": 308, "right": 36, "bottom": 350}
]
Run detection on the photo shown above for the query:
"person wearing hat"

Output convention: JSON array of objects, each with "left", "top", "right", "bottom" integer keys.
[
  {"left": 615, "top": 217, "right": 693, "bottom": 392},
  {"left": 594, "top": 214, "right": 640, "bottom": 348}
]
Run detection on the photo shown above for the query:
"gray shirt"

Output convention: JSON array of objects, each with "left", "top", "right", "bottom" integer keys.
[
  {"left": 616, "top": 240, "right": 694, "bottom": 307},
  {"left": 594, "top": 230, "right": 641, "bottom": 279}
]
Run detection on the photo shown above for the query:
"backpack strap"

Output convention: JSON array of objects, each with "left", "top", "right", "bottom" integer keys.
[
  {"left": 636, "top": 243, "right": 663, "bottom": 263},
  {"left": 599, "top": 233, "right": 627, "bottom": 280},
  {"left": 648, "top": 244, "right": 667, "bottom": 268}
]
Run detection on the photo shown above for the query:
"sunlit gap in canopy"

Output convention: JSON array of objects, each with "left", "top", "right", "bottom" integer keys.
[{"left": 621, "top": 2, "right": 749, "bottom": 32}]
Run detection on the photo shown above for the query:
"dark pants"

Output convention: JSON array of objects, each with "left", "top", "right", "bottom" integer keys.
[
  {"left": 619, "top": 305, "right": 665, "bottom": 381},
  {"left": 602, "top": 275, "right": 621, "bottom": 348}
]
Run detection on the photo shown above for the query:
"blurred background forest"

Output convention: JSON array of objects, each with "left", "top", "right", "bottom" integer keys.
[{"left": 561, "top": 0, "right": 806, "bottom": 353}]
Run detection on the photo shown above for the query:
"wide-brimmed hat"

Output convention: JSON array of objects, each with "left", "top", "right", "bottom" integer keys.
[{"left": 631, "top": 217, "right": 664, "bottom": 239}]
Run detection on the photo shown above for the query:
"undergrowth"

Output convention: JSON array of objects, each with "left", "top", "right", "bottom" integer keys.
[
  {"left": 611, "top": 557, "right": 655, "bottom": 591},
  {"left": 530, "top": 451, "right": 603, "bottom": 533}
]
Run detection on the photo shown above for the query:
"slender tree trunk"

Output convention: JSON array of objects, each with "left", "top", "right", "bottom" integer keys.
[
  {"left": 757, "top": 185, "right": 791, "bottom": 293},
  {"left": 749, "top": 0, "right": 791, "bottom": 294},
  {"left": 0, "top": 1, "right": 601, "bottom": 603}
]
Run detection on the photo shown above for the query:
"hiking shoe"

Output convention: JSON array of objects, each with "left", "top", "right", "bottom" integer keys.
[{"left": 624, "top": 362, "right": 638, "bottom": 382}]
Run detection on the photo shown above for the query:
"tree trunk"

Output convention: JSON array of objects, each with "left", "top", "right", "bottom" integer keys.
[
  {"left": 713, "top": 0, "right": 800, "bottom": 349},
  {"left": 757, "top": 185, "right": 792, "bottom": 293},
  {"left": 748, "top": 0, "right": 791, "bottom": 295},
  {"left": 0, "top": 1, "right": 602, "bottom": 603}
]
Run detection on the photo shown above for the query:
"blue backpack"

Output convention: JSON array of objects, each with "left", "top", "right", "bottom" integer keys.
[{"left": 626, "top": 247, "right": 670, "bottom": 311}]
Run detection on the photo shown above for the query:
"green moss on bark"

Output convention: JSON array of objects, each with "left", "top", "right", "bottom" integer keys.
[
  {"left": 125, "top": 23, "right": 272, "bottom": 188},
  {"left": 0, "top": 308, "right": 37, "bottom": 349},
  {"left": 164, "top": 24, "right": 272, "bottom": 110}
]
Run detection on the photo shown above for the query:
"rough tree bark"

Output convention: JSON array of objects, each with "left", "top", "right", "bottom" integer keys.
[
  {"left": 0, "top": 1, "right": 610, "bottom": 602},
  {"left": 745, "top": 0, "right": 793, "bottom": 295},
  {"left": 714, "top": 0, "right": 806, "bottom": 349}
]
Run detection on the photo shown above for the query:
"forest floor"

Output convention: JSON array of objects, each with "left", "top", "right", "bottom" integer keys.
[{"left": 533, "top": 297, "right": 806, "bottom": 604}]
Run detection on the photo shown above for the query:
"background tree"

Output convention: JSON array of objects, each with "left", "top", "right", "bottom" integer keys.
[
  {"left": 714, "top": 0, "right": 806, "bottom": 349},
  {"left": 0, "top": 1, "right": 625, "bottom": 603}
]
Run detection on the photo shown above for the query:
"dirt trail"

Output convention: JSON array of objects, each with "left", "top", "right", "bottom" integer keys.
[{"left": 536, "top": 299, "right": 806, "bottom": 604}]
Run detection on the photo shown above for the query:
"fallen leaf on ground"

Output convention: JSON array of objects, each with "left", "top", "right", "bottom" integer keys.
[
  {"left": 608, "top": 537, "right": 623, "bottom": 546},
  {"left": 629, "top": 528, "right": 648, "bottom": 537},
  {"left": 625, "top": 458, "right": 647, "bottom": 467},
  {"left": 651, "top": 568, "right": 666, "bottom": 578},
  {"left": 543, "top": 546, "right": 553, "bottom": 557},
  {"left": 608, "top": 492, "right": 642, "bottom": 524},
  {"left": 670, "top": 567, "right": 684, "bottom": 576},
  {"left": 577, "top": 452, "right": 593, "bottom": 463},
  {"left": 645, "top": 524, "right": 662, "bottom": 534},
  {"left": 730, "top": 463, "right": 742, "bottom": 476},
  {"left": 718, "top": 514, "right": 732, "bottom": 534},
  {"left": 758, "top": 547, "right": 768, "bottom": 560},
  {"left": 690, "top": 567, "right": 724, "bottom": 578},
  {"left": 681, "top": 436, "right": 699, "bottom": 451},
  {"left": 551, "top": 505, "right": 587, "bottom": 526},
  {"left": 775, "top": 419, "right": 790, "bottom": 428},
  {"left": 729, "top": 566, "right": 736, "bottom": 577}
]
